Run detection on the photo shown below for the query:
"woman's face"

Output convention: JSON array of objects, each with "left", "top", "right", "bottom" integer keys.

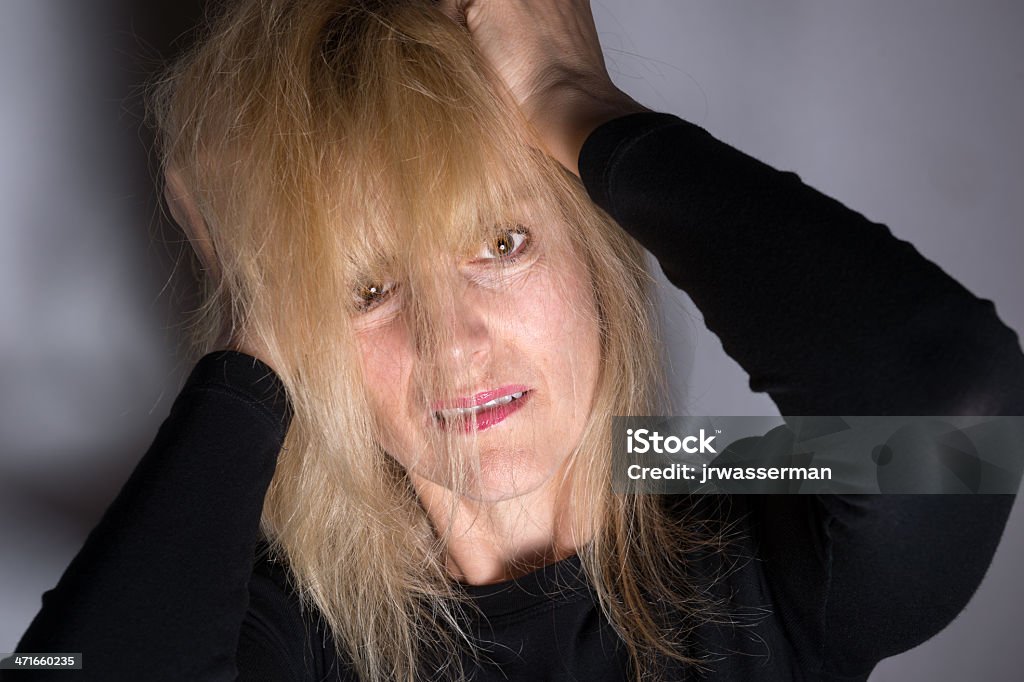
[{"left": 353, "top": 207, "right": 602, "bottom": 502}]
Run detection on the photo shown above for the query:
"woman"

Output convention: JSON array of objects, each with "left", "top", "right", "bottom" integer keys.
[{"left": 11, "top": 0, "right": 1023, "bottom": 680}]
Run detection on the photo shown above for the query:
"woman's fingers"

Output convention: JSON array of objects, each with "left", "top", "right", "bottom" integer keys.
[
  {"left": 440, "top": 0, "right": 647, "bottom": 174},
  {"left": 459, "top": 0, "right": 607, "bottom": 105},
  {"left": 164, "top": 168, "right": 221, "bottom": 283},
  {"left": 164, "top": 169, "right": 270, "bottom": 365}
]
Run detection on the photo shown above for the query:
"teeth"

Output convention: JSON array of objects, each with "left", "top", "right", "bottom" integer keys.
[{"left": 435, "top": 391, "right": 525, "bottom": 421}]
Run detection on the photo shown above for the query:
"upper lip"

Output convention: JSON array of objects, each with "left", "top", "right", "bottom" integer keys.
[{"left": 431, "top": 385, "right": 529, "bottom": 411}]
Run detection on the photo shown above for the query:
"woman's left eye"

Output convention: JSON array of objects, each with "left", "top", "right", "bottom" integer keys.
[{"left": 475, "top": 226, "right": 530, "bottom": 261}]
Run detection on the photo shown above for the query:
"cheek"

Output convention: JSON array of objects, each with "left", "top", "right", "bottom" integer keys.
[
  {"left": 559, "top": 285, "right": 602, "bottom": 412},
  {"left": 355, "top": 324, "right": 415, "bottom": 447},
  {"left": 513, "top": 261, "right": 602, "bottom": 409}
]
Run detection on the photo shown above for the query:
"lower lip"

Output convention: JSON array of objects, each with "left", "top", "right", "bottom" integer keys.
[{"left": 436, "top": 391, "right": 532, "bottom": 433}]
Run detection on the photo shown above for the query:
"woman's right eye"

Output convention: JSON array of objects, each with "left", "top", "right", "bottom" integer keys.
[{"left": 352, "top": 281, "right": 396, "bottom": 313}]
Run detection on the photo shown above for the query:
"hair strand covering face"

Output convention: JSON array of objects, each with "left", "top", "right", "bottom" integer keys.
[{"left": 148, "top": 1, "right": 734, "bottom": 680}]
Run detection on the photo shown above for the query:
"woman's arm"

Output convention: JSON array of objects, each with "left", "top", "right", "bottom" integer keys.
[
  {"left": 11, "top": 351, "right": 296, "bottom": 681},
  {"left": 576, "top": 96, "right": 1024, "bottom": 681},
  {"left": 447, "top": 0, "right": 1024, "bottom": 676},
  {"left": 447, "top": 0, "right": 1021, "bottom": 411},
  {"left": 579, "top": 111, "right": 1024, "bottom": 417}
]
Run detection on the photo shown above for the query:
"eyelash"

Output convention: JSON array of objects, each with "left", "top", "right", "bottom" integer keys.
[
  {"left": 352, "top": 281, "right": 397, "bottom": 313},
  {"left": 351, "top": 226, "right": 534, "bottom": 314},
  {"left": 475, "top": 225, "right": 532, "bottom": 264}
]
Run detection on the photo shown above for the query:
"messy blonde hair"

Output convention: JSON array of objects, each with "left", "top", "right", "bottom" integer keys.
[{"left": 150, "top": 1, "right": 724, "bottom": 680}]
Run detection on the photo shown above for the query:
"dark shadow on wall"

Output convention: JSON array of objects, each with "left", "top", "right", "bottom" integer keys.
[
  {"left": 0, "top": 0, "right": 210, "bottom": 539},
  {"left": 0, "top": 3, "right": 215, "bottom": 649}
]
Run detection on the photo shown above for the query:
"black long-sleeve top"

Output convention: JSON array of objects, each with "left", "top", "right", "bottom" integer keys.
[{"left": 9, "top": 112, "right": 1024, "bottom": 681}]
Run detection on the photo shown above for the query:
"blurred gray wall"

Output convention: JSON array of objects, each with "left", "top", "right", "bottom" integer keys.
[{"left": 1, "top": 1, "right": 1021, "bottom": 679}]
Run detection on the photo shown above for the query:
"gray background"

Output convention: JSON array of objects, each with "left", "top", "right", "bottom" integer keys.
[{"left": 1, "top": 1, "right": 1021, "bottom": 679}]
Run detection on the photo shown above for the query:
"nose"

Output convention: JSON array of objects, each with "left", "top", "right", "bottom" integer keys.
[
  {"left": 444, "top": 283, "right": 491, "bottom": 368},
  {"left": 415, "top": 277, "right": 492, "bottom": 373}
]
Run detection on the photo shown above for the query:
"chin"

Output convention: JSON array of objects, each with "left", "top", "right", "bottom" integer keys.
[
  {"left": 394, "top": 432, "right": 576, "bottom": 502},
  {"left": 463, "top": 448, "right": 564, "bottom": 502},
  {"left": 410, "top": 447, "right": 563, "bottom": 503}
]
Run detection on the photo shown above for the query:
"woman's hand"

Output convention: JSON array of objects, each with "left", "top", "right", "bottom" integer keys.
[{"left": 441, "top": 0, "right": 649, "bottom": 175}]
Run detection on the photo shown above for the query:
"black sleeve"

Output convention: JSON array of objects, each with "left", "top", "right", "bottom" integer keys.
[
  {"left": 579, "top": 112, "right": 1024, "bottom": 417},
  {"left": 8, "top": 351, "right": 295, "bottom": 682},
  {"left": 578, "top": 112, "right": 1024, "bottom": 676}
]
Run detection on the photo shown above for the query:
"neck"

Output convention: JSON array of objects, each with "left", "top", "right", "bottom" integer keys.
[{"left": 410, "top": 469, "right": 588, "bottom": 585}]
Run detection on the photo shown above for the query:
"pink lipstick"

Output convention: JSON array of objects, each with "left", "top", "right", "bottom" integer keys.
[{"left": 432, "top": 385, "right": 531, "bottom": 433}]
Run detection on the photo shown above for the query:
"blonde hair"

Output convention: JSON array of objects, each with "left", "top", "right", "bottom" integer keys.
[{"left": 150, "top": 1, "right": 727, "bottom": 680}]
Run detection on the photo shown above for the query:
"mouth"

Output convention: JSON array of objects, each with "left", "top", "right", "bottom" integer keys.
[{"left": 432, "top": 389, "right": 532, "bottom": 433}]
